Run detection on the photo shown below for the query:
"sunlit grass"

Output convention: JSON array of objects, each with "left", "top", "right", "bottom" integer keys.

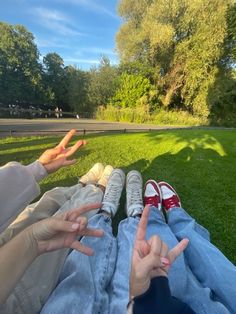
[{"left": 0, "top": 129, "right": 235, "bottom": 263}]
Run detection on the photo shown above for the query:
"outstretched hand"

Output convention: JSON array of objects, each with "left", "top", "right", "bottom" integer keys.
[
  {"left": 29, "top": 203, "right": 103, "bottom": 256},
  {"left": 39, "top": 129, "right": 86, "bottom": 173},
  {"left": 130, "top": 205, "right": 189, "bottom": 298}
]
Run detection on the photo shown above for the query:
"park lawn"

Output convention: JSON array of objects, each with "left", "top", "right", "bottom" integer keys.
[{"left": 0, "top": 129, "right": 235, "bottom": 264}]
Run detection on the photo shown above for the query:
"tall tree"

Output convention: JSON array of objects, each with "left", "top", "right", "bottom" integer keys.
[
  {"left": 117, "top": 0, "right": 235, "bottom": 117},
  {"left": 43, "top": 52, "right": 68, "bottom": 110},
  {"left": 0, "top": 22, "right": 44, "bottom": 105},
  {"left": 88, "top": 56, "right": 119, "bottom": 108},
  {"left": 65, "top": 65, "right": 90, "bottom": 113}
]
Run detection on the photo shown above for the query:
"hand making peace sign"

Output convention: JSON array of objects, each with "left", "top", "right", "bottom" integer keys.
[
  {"left": 39, "top": 129, "right": 86, "bottom": 173},
  {"left": 130, "top": 205, "right": 189, "bottom": 298}
]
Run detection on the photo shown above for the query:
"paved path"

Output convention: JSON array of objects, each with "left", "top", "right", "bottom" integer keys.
[
  {"left": 0, "top": 118, "right": 190, "bottom": 137},
  {"left": 0, "top": 118, "right": 234, "bottom": 137}
]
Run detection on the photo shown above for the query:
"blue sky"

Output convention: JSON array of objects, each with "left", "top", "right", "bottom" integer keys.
[{"left": 0, "top": 0, "right": 122, "bottom": 70}]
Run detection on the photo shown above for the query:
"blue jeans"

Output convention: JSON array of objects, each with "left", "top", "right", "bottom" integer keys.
[
  {"left": 41, "top": 208, "right": 236, "bottom": 314},
  {"left": 168, "top": 207, "right": 236, "bottom": 314}
]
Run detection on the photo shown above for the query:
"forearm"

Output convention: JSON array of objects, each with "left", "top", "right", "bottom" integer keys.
[
  {"left": 0, "top": 161, "right": 44, "bottom": 232},
  {"left": 26, "top": 160, "right": 48, "bottom": 182},
  {"left": 0, "top": 227, "right": 38, "bottom": 304}
]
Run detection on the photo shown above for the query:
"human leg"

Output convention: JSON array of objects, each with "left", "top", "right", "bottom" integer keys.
[
  {"left": 160, "top": 181, "right": 235, "bottom": 313},
  {"left": 168, "top": 207, "right": 236, "bottom": 313},
  {"left": 125, "top": 179, "right": 230, "bottom": 314},
  {"left": 41, "top": 214, "right": 117, "bottom": 314},
  {"left": 41, "top": 168, "right": 125, "bottom": 314},
  {"left": 0, "top": 186, "right": 75, "bottom": 246},
  {"left": 0, "top": 163, "right": 109, "bottom": 246},
  {"left": 0, "top": 165, "right": 108, "bottom": 314},
  {"left": 109, "top": 173, "right": 189, "bottom": 313}
]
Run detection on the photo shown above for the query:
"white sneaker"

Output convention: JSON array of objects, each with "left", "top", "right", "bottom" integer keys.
[
  {"left": 101, "top": 169, "right": 125, "bottom": 217},
  {"left": 79, "top": 163, "right": 104, "bottom": 184},
  {"left": 98, "top": 165, "right": 114, "bottom": 188},
  {"left": 126, "top": 170, "right": 144, "bottom": 217}
]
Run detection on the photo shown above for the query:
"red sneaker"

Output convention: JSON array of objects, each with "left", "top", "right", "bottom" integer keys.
[
  {"left": 158, "top": 181, "right": 181, "bottom": 211},
  {"left": 144, "top": 180, "right": 162, "bottom": 211}
]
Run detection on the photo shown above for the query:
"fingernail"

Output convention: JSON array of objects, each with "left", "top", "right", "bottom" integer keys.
[
  {"left": 71, "top": 223, "right": 79, "bottom": 230},
  {"left": 161, "top": 257, "right": 170, "bottom": 267}
]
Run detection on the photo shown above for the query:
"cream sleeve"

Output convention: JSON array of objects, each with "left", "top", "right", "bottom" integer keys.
[{"left": 0, "top": 161, "right": 47, "bottom": 233}]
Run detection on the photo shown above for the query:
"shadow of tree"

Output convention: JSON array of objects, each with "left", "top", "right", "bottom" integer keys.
[
  {"left": 139, "top": 130, "right": 236, "bottom": 263},
  {"left": 0, "top": 130, "right": 235, "bottom": 263}
]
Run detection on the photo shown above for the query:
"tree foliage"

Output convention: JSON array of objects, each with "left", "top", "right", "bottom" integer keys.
[
  {"left": 0, "top": 22, "right": 44, "bottom": 104},
  {"left": 116, "top": 0, "right": 236, "bottom": 118},
  {"left": 43, "top": 53, "right": 68, "bottom": 109},
  {"left": 1, "top": 7, "right": 236, "bottom": 125},
  {"left": 87, "top": 56, "right": 119, "bottom": 107},
  {"left": 65, "top": 66, "right": 90, "bottom": 113},
  {"left": 111, "top": 73, "right": 152, "bottom": 108}
]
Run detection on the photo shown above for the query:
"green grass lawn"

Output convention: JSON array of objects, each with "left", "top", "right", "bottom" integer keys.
[{"left": 0, "top": 129, "right": 235, "bottom": 263}]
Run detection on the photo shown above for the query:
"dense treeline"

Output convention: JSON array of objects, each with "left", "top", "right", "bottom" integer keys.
[
  {"left": 0, "top": 0, "right": 236, "bottom": 125},
  {"left": 116, "top": 0, "right": 236, "bottom": 125}
]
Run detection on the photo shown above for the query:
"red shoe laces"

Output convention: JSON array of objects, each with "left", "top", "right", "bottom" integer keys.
[
  {"left": 144, "top": 195, "right": 160, "bottom": 207},
  {"left": 164, "top": 195, "right": 180, "bottom": 209}
]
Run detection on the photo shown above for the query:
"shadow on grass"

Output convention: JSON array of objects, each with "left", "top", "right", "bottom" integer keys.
[
  {"left": 135, "top": 130, "right": 236, "bottom": 263},
  {"left": 1, "top": 130, "right": 235, "bottom": 263},
  {"left": 0, "top": 144, "right": 91, "bottom": 167},
  {"left": 111, "top": 130, "right": 235, "bottom": 263}
]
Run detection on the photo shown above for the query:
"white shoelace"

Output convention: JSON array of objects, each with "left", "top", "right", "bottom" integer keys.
[
  {"left": 103, "top": 183, "right": 121, "bottom": 206},
  {"left": 127, "top": 183, "right": 142, "bottom": 206}
]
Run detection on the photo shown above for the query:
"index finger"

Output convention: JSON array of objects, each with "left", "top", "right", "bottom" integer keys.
[
  {"left": 64, "top": 140, "right": 86, "bottom": 157},
  {"left": 58, "top": 129, "right": 77, "bottom": 148},
  {"left": 67, "top": 203, "right": 102, "bottom": 219},
  {"left": 136, "top": 205, "right": 150, "bottom": 241}
]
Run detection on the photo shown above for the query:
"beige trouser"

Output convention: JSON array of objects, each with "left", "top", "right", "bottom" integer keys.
[{"left": 0, "top": 183, "right": 103, "bottom": 314}]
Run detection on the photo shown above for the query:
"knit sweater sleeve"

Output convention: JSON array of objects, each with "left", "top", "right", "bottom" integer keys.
[{"left": 0, "top": 161, "right": 47, "bottom": 232}]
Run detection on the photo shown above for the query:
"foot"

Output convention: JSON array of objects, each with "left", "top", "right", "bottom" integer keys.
[
  {"left": 79, "top": 163, "right": 104, "bottom": 185},
  {"left": 126, "top": 170, "right": 144, "bottom": 217},
  {"left": 159, "top": 181, "right": 182, "bottom": 211},
  {"left": 144, "top": 180, "right": 162, "bottom": 211},
  {"left": 97, "top": 165, "right": 114, "bottom": 188},
  {"left": 101, "top": 169, "right": 125, "bottom": 217}
]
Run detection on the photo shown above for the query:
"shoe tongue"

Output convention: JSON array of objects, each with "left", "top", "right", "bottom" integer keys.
[
  {"left": 162, "top": 186, "right": 175, "bottom": 198},
  {"left": 145, "top": 185, "right": 157, "bottom": 197}
]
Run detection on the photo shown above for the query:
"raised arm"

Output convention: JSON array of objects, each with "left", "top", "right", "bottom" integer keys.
[
  {"left": 0, "top": 129, "right": 86, "bottom": 232},
  {"left": 0, "top": 203, "right": 103, "bottom": 304}
]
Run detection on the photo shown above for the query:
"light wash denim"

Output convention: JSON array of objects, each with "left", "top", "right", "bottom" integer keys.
[
  {"left": 41, "top": 214, "right": 117, "bottom": 314},
  {"left": 41, "top": 208, "right": 236, "bottom": 314},
  {"left": 168, "top": 207, "right": 236, "bottom": 314}
]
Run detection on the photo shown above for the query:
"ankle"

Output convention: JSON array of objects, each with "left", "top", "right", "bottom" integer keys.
[
  {"left": 99, "top": 209, "right": 112, "bottom": 218},
  {"left": 96, "top": 184, "right": 105, "bottom": 193}
]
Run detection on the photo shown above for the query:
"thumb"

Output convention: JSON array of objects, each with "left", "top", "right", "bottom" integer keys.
[
  {"left": 140, "top": 252, "right": 162, "bottom": 277},
  {"left": 44, "top": 157, "right": 66, "bottom": 173},
  {"left": 167, "top": 238, "right": 189, "bottom": 264}
]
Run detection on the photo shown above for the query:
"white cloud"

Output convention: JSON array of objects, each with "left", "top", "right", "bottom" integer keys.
[
  {"left": 54, "top": 0, "right": 118, "bottom": 19},
  {"left": 35, "top": 7, "right": 69, "bottom": 22},
  {"left": 64, "top": 57, "right": 100, "bottom": 64},
  {"left": 33, "top": 7, "right": 85, "bottom": 36},
  {"left": 75, "top": 46, "right": 117, "bottom": 56},
  {"left": 35, "top": 37, "right": 68, "bottom": 48}
]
